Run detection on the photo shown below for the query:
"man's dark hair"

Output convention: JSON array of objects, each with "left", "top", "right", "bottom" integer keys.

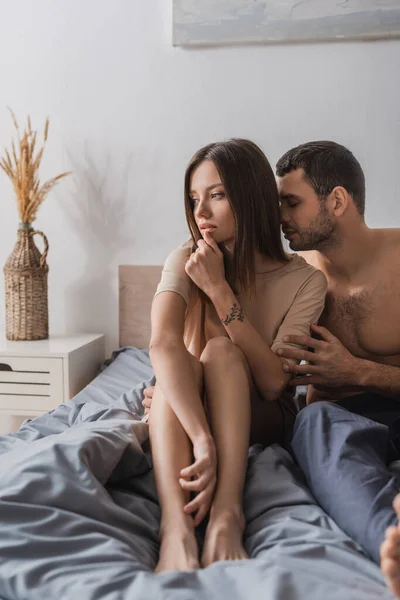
[{"left": 276, "top": 141, "right": 365, "bottom": 216}]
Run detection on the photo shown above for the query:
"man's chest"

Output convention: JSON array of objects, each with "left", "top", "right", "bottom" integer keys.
[{"left": 321, "top": 280, "right": 400, "bottom": 361}]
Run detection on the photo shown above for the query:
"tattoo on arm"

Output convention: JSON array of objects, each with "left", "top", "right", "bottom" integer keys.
[{"left": 221, "top": 303, "right": 244, "bottom": 326}]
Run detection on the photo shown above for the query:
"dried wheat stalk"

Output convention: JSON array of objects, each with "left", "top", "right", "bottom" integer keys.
[{"left": 0, "top": 109, "right": 71, "bottom": 223}]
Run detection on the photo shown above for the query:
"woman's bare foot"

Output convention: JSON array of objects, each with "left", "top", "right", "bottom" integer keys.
[
  {"left": 381, "top": 495, "right": 400, "bottom": 598},
  {"left": 155, "top": 519, "right": 200, "bottom": 573},
  {"left": 201, "top": 506, "right": 248, "bottom": 567}
]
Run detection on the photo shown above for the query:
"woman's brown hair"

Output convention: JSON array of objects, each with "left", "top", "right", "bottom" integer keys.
[{"left": 184, "top": 138, "right": 288, "bottom": 294}]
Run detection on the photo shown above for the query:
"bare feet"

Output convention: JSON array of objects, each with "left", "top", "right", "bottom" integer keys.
[
  {"left": 381, "top": 495, "right": 400, "bottom": 598},
  {"left": 201, "top": 507, "right": 248, "bottom": 567},
  {"left": 155, "top": 520, "right": 200, "bottom": 573}
]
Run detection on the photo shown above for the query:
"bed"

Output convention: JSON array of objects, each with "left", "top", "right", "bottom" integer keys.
[{"left": 0, "top": 265, "right": 394, "bottom": 600}]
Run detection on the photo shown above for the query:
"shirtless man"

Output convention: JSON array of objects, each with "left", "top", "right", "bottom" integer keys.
[{"left": 275, "top": 140, "right": 400, "bottom": 596}]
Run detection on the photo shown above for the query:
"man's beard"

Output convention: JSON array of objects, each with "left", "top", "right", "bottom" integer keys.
[{"left": 289, "top": 203, "right": 338, "bottom": 251}]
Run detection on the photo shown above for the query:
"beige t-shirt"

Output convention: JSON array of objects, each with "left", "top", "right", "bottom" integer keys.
[{"left": 155, "top": 240, "right": 327, "bottom": 366}]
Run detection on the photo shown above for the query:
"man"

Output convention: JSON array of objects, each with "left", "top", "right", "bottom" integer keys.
[{"left": 276, "top": 140, "right": 400, "bottom": 595}]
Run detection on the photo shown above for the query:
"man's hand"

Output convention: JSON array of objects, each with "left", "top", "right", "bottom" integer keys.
[
  {"left": 179, "top": 435, "right": 217, "bottom": 527},
  {"left": 276, "top": 324, "right": 360, "bottom": 388},
  {"left": 142, "top": 385, "right": 155, "bottom": 415}
]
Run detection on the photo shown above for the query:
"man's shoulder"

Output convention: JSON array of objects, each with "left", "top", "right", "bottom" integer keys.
[
  {"left": 375, "top": 228, "right": 400, "bottom": 260},
  {"left": 378, "top": 227, "right": 400, "bottom": 244}
]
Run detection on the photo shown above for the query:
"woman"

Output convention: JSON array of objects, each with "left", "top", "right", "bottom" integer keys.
[{"left": 148, "top": 139, "right": 327, "bottom": 573}]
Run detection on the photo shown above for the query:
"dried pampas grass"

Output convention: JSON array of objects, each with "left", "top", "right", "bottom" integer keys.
[{"left": 0, "top": 109, "right": 71, "bottom": 224}]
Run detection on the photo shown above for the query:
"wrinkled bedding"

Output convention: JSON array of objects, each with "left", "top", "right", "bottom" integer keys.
[{"left": 0, "top": 348, "right": 394, "bottom": 599}]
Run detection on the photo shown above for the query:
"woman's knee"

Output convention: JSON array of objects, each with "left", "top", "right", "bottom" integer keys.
[{"left": 201, "top": 336, "right": 247, "bottom": 367}]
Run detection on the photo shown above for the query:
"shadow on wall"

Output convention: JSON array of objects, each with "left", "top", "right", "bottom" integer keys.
[{"left": 60, "top": 143, "right": 136, "bottom": 353}]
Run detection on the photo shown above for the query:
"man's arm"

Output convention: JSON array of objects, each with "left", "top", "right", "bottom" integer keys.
[
  {"left": 277, "top": 324, "right": 400, "bottom": 400},
  {"left": 354, "top": 358, "right": 400, "bottom": 399}
]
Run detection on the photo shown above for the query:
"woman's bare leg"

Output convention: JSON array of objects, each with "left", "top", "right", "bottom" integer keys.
[
  {"left": 199, "top": 337, "right": 251, "bottom": 567},
  {"left": 149, "top": 354, "right": 203, "bottom": 572}
]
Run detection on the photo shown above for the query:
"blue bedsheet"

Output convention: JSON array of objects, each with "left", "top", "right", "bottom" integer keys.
[{"left": 0, "top": 348, "right": 394, "bottom": 599}]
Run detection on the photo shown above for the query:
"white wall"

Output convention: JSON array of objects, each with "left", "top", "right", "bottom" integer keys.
[{"left": 0, "top": 0, "right": 399, "bottom": 355}]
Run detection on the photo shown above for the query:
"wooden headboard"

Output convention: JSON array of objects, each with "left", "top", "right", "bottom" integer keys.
[{"left": 119, "top": 265, "right": 162, "bottom": 348}]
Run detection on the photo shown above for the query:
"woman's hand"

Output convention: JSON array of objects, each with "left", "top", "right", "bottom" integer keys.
[
  {"left": 179, "top": 435, "right": 217, "bottom": 527},
  {"left": 185, "top": 230, "right": 226, "bottom": 298},
  {"left": 142, "top": 386, "right": 155, "bottom": 415}
]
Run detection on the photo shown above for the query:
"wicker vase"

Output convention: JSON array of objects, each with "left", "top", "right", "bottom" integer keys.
[{"left": 4, "top": 223, "right": 49, "bottom": 341}]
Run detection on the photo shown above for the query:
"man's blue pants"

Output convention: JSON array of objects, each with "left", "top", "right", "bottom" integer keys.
[{"left": 291, "top": 395, "right": 400, "bottom": 564}]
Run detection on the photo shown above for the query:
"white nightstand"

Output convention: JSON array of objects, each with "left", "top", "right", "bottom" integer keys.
[{"left": 0, "top": 334, "right": 105, "bottom": 419}]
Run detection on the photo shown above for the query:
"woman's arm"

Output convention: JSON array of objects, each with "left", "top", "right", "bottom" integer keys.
[
  {"left": 186, "top": 231, "right": 326, "bottom": 403},
  {"left": 185, "top": 233, "right": 289, "bottom": 401},
  {"left": 211, "top": 270, "right": 328, "bottom": 402},
  {"left": 208, "top": 282, "right": 289, "bottom": 401},
  {"left": 150, "top": 284, "right": 216, "bottom": 527},
  {"left": 149, "top": 290, "right": 212, "bottom": 444}
]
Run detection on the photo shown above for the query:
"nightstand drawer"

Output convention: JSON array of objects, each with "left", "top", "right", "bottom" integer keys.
[{"left": 0, "top": 356, "right": 64, "bottom": 413}]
